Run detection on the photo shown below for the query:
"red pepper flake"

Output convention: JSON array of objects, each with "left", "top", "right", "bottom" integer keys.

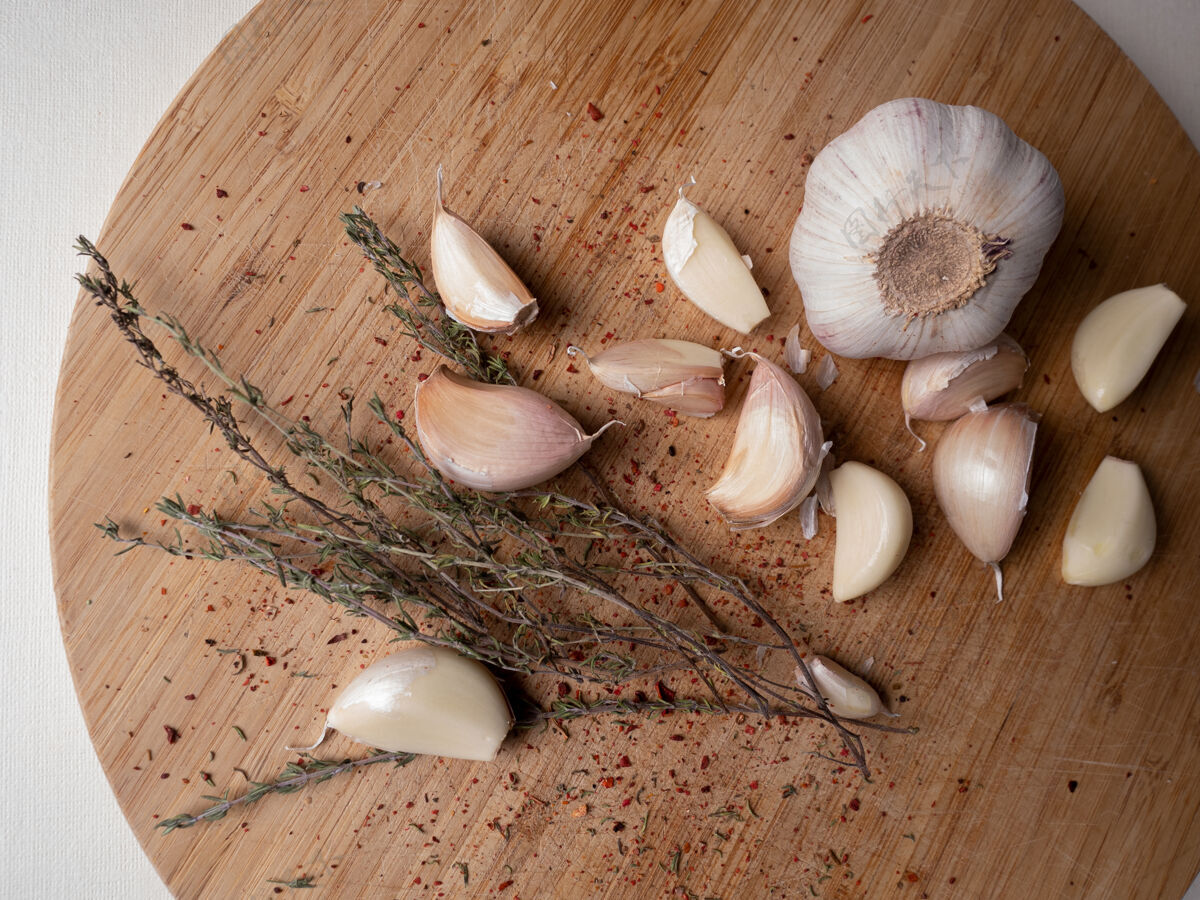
[
  {"left": 164, "top": 725, "right": 179, "bottom": 744},
  {"left": 532, "top": 369, "right": 544, "bottom": 381},
  {"left": 848, "top": 797, "right": 860, "bottom": 811},
  {"left": 264, "top": 656, "right": 276, "bottom": 666},
  {"left": 617, "top": 755, "right": 631, "bottom": 768},
  {"left": 298, "top": 185, "right": 309, "bottom": 193},
  {"left": 566, "top": 363, "right": 579, "bottom": 374},
  {"left": 395, "top": 410, "right": 405, "bottom": 421},
  {"left": 669, "top": 734, "right": 684, "bottom": 742},
  {"left": 417, "top": 21, "right": 426, "bottom": 28},
  {"left": 180, "top": 222, "right": 195, "bottom": 231},
  {"left": 586, "top": 102, "right": 604, "bottom": 121},
  {"left": 656, "top": 681, "right": 675, "bottom": 702},
  {"left": 186, "top": 504, "right": 202, "bottom": 516},
  {"left": 215, "top": 188, "right": 228, "bottom": 198},
  {"left": 861, "top": 13, "right": 873, "bottom": 23},
  {"left": 279, "top": 395, "right": 294, "bottom": 406},
  {"left": 327, "top": 632, "right": 349, "bottom": 645},
  {"left": 654, "top": 282, "right": 665, "bottom": 293},
  {"left": 557, "top": 682, "right": 571, "bottom": 697},
  {"left": 905, "top": 872, "right": 919, "bottom": 883},
  {"left": 530, "top": 196, "right": 541, "bottom": 204},
  {"left": 783, "top": 133, "right": 795, "bottom": 140},
  {"left": 600, "top": 776, "right": 615, "bottom": 788},
  {"left": 700, "top": 755, "right": 710, "bottom": 770},
  {"left": 184, "top": 693, "right": 196, "bottom": 701},
  {"left": 497, "top": 881, "right": 514, "bottom": 891},
  {"left": 374, "top": 336, "right": 388, "bottom": 346}
]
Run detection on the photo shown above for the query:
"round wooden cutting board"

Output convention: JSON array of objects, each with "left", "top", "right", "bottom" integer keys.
[{"left": 51, "top": 0, "right": 1200, "bottom": 896}]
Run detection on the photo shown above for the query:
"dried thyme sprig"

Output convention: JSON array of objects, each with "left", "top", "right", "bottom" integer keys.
[
  {"left": 76, "top": 227, "right": 903, "bottom": 826},
  {"left": 340, "top": 206, "right": 513, "bottom": 385},
  {"left": 157, "top": 751, "right": 416, "bottom": 834}
]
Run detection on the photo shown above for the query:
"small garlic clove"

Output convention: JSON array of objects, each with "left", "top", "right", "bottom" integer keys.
[
  {"left": 414, "top": 366, "right": 618, "bottom": 491},
  {"left": 1062, "top": 456, "right": 1156, "bottom": 586},
  {"left": 430, "top": 167, "right": 539, "bottom": 334},
  {"left": 322, "top": 646, "right": 514, "bottom": 761},
  {"left": 567, "top": 339, "right": 725, "bottom": 417},
  {"left": 662, "top": 186, "right": 770, "bottom": 334},
  {"left": 932, "top": 403, "right": 1037, "bottom": 600},
  {"left": 706, "top": 353, "right": 826, "bottom": 529},
  {"left": 1070, "top": 284, "right": 1186, "bottom": 412},
  {"left": 797, "top": 656, "right": 890, "bottom": 720},
  {"left": 901, "top": 333, "right": 1028, "bottom": 422},
  {"left": 829, "top": 461, "right": 913, "bottom": 602}
]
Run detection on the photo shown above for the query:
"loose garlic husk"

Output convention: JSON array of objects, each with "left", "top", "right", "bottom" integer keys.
[
  {"left": 783, "top": 324, "right": 811, "bottom": 374},
  {"left": 414, "top": 366, "right": 619, "bottom": 491},
  {"left": 790, "top": 98, "right": 1064, "bottom": 359},
  {"left": 796, "top": 656, "right": 895, "bottom": 720},
  {"left": 662, "top": 184, "right": 770, "bottom": 334},
  {"left": 430, "top": 166, "right": 538, "bottom": 333},
  {"left": 566, "top": 339, "right": 725, "bottom": 417},
  {"left": 1071, "top": 284, "right": 1186, "bottom": 412},
  {"left": 828, "top": 461, "right": 913, "bottom": 602},
  {"left": 932, "top": 403, "right": 1038, "bottom": 601},
  {"left": 901, "top": 333, "right": 1028, "bottom": 447},
  {"left": 707, "top": 352, "right": 828, "bottom": 529},
  {"left": 291, "top": 646, "right": 514, "bottom": 761},
  {"left": 1062, "top": 456, "right": 1156, "bottom": 586}
]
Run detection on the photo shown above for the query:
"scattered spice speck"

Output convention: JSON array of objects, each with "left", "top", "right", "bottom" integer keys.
[{"left": 586, "top": 102, "right": 604, "bottom": 121}]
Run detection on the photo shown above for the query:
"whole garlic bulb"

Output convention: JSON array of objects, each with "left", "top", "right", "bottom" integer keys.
[{"left": 790, "top": 98, "right": 1064, "bottom": 359}]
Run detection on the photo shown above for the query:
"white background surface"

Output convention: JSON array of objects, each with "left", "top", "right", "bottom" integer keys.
[{"left": 1, "top": 1, "right": 1196, "bottom": 897}]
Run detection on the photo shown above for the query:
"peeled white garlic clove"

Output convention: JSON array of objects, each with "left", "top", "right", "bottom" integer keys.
[
  {"left": 790, "top": 98, "right": 1064, "bottom": 359},
  {"left": 1070, "top": 284, "right": 1186, "bottom": 412},
  {"left": 303, "top": 646, "right": 514, "bottom": 761},
  {"left": 430, "top": 167, "right": 539, "bottom": 333},
  {"left": 901, "top": 333, "right": 1028, "bottom": 426},
  {"left": 414, "top": 366, "right": 618, "bottom": 491},
  {"left": 829, "top": 461, "right": 913, "bottom": 602},
  {"left": 662, "top": 185, "right": 770, "bottom": 334},
  {"left": 566, "top": 339, "right": 725, "bottom": 418},
  {"left": 796, "top": 656, "right": 892, "bottom": 720},
  {"left": 932, "top": 403, "right": 1038, "bottom": 601},
  {"left": 706, "top": 352, "right": 827, "bottom": 529},
  {"left": 1062, "top": 456, "right": 1156, "bottom": 586}
]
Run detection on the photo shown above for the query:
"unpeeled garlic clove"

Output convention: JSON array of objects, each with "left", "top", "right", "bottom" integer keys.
[
  {"left": 430, "top": 166, "right": 539, "bottom": 333},
  {"left": 706, "top": 352, "right": 827, "bottom": 529},
  {"left": 1071, "top": 284, "right": 1186, "bottom": 412},
  {"left": 304, "top": 646, "right": 514, "bottom": 761},
  {"left": 797, "top": 656, "right": 892, "bottom": 720},
  {"left": 901, "top": 333, "right": 1028, "bottom": 428},
  {"left": 829, "top": 461, "right": 913, "bottom": 602},
  {"left": 1062, "top": 456, "right": 1156, "bottom": 586},
  {"left": 662, "top": 185, "right": 770, "bottom": 334},
  {"left": 414, "top": 366, "right": 618, "bottom": 491},
  {"left": 932, "top": 403, "right": 1038, "bottom": 600},
  {"left": 566, "top": 339, "right": 725, "bottom": 418}
]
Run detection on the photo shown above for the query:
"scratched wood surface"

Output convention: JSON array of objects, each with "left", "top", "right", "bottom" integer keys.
[{"left": 50, "top": 0, "right": 1200, "bottom": 896}]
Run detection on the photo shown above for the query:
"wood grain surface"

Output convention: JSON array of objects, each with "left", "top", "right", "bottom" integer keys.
[{"left": 50, "top": 0, "right": 1200, "bottom": 896}]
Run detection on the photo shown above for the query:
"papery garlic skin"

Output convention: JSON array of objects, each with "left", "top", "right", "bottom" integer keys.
[
  {"left": 430, "top": 168, "right": 538, "bottom": 333},
  {"left": 568, "top": 339, "right": 725, "bottom": 417},
  {"left": 829, "top": 462, "right": 913, "bottom": 602},
  {"left": 415, "top": 366, "right": 617, "bottom": 491},
  {"left": 1062, "top": 456, "right": 1156, "bottom": 586},
  {"left": 1070, "top": 284, "right": 1186, "bottom": 412},
  {"left": 799, "top": 656, "right": 887, "bottom": 720},
  {"left": 662, "top": 189, "right": 770, "bottom": 334},
  {"left": 707, "top": 353, "right": 826, "bottom": 529},
  {"left": 790, "top": 98, "right": 1064, "bottom": 359},
  {"left": 932, "top": 403, "right": 1037, "bottom": 591},
  {"left": 901, "top": 333, "right": 1027, "bottom": 422},
  {"left": 326, "top": 646, "right": 513, "bottom": 761}
]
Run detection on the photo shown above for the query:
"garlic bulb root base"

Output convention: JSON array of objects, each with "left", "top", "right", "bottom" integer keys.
[{"left": 873, "top": 211, "right": 1010, "bottom": 319}]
